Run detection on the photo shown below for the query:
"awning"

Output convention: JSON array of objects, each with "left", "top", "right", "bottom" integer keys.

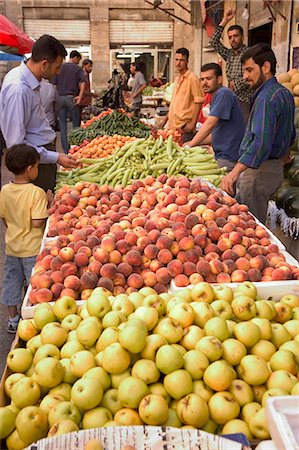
[
  {"left": 0, "top": 51, "right": 23, "bottom": 61},
  {"left": 0, "top": 15, "right": 34, "bottom": 54}
]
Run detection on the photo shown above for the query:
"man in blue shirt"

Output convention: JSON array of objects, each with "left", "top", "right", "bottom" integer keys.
[
  {"left": 185, "top": 63, "right": 245, "bottom": 172},
  {"left": 221, "top": 43, "right": 295, "bottom": 223}
]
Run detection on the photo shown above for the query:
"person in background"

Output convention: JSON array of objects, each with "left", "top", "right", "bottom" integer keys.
[
  {"left": 210, "top": 8, "right": 252, "bottom": 122},
  {"left": 185, "top": 63, "right": 245, "bottom": 172},
  {"left": 80, "top": 58, "right": 94, "bottom": 109},
  {"left": 40, "top": 79, "right": 59, "bottom": 131},
  {"left": 0, "top": 35, "right": 78, "bottom": 192},
  {"left": 129, "top": 62, "right": 147, "bottom": 116},
  {"left": 0, "top": 145, "right": 49, "bottom": 333},
  {"left": 52, "top": 50, "right": 86, "bottom": 153},
  {"left": 221, "top": 43, "right": 296, "bottom": 223},
  {"left": 162, "top": 48, "right": 204, "bottom": 142},
  {"left": 150, "top": 76, "right": 163, "bottom": 88}
]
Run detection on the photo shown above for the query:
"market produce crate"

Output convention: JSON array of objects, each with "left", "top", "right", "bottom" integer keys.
[
  {"left": 265, "top": 396, "right": 299, "bottom": 450},
  {"left": 0, "top": 335, "right": 20, "bottom": 407}
]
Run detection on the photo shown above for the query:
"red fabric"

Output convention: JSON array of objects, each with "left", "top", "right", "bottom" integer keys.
[
  {"left": 0, "top": 15, "right": 34, "bottom": 54},
  {"left": 198, "top": 93, "right": 212, "bottom": 124}
]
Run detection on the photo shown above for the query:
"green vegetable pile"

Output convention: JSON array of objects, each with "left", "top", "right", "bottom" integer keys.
[
  {"left": 56, "top": 136, "right": 226, "bottom": 190},
  {"left": 68, "top": 111, "right": 151, "bottom": 145}
]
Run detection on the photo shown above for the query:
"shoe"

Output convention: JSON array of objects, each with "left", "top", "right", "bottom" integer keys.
[{"left": 7, "top": 316, "right": 20, "bottom": 334}]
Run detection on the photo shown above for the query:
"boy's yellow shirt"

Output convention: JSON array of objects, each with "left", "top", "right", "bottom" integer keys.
[{"left": 0, "top": 182, "right": 48, "bottom": 257}]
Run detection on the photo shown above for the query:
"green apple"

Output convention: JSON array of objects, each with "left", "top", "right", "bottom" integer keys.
[
  {"left": 251, "top": 318, "right": 272, "bottom": 340},
  {"left": 102, "top": 311, "right": 126, "bottom": 329},
  {"left": 83, "top": 367, "right": 111, "bottom": 392},
  {"left": 111, "top": 298, "right": 134, "bottom": 317},
  {"left": 4, "top": 374, "right": 26, "bottom": 397},
  {"left": 60, "top": 314, "right": 82, "bottom": 332},
  {"left": 82, "top": 407, "right": 113, "bottom": 429},
  {"left": 71, "top": 378, "right": 103, "bottom": 410},
  {"left": 26, "top": 334, "right": 42, "bottom": 355},
  {"left": 249, "top": 407, "right": 270, "bottom": 439},
  {"left": 126, "top": 317, "right": 148, "bottom": 334},
  {"left": 119, "top": 324, "right": 147, "bottom": 353},
  {"left": 226, "top": 319, "right": 237, "bottom": 337},
  {"left": 238, "top": 355, "right": 270, "bottom": 385},
  {"left": 17, "top": 319, "right": 38, "bottom": 342},
  {"left": 155, "top": 344, "right": 184, "bottom": 374},
  {"left": 222, "top": 419, "right": 252, "bottom": 439},
  {"left": 291, "top": 382, "right": 299, "bottom": 395},
  {"left": 34, "top": 357, "right": 65, "bottom": 388},
  {"left": 148, "top": 383, "right": 171, "bottom": 404},
  {"left": 179, "top": 325, "right": 205, "bottom": 350},
  {"left": 195, "top": 336, "right": 223, "bottom": 362},
  {"left": 234, "top": 281, "right": 257, "bottom": 299},
  {"left": 110, "top": 370, "right": 131, "bottom": 389},
  {"left": 134, "top": 306, "right": 159, "bottom": 331},
  {"left": 76, "top": 317, "right": 102, "bottom": 348},
  {"left": 231, "top": 296, "right": 257, "bottom": 320},
  {"left": 25, "top": 362, "right": 35, "bottom": 377},
  {"left": 48, "top": 401, "right": 81, "bottom": 427},
  {"left": 249, "top": 339, "right": 276, "bottom": 362},
  {"left": 53, "top": 296, "right": 77, "bottom": 320},
  {"left": 128, "top": 291, "right": 144, "bottom": 310},
  {"left": 203, "top": 360, "right": 236, "bottom": 391},
  {"left": 65, "top": 330, "right": 78, "bottom": 342},
  {"left": 40, "top": 322, "right": 67, "bottom": 347},
  {"left": 154, "top": 318, "right": 183, "bottom": 344},
  {"left": 283, "top": 320, "right": 299, "bottom": 338},
  {"left": 292, "top": 307, "right": 299, "bottom": 319},
  {"left": 204, "top": 317, "right": 230, "bottom": 342},
  {"left": 213, "top": 285, "right": 234, "bottom": 303},
  {"left": 60, "top": 340, "right": 85, "bottom": 359},
  {"left": 174, "top": 288, "right": 192, "bottom": 302},
  {"left": 118, "top": 376, "right": 148, "bottom": 409},
  {"left": 33, "top": 343, "right": 60, "bottom": 365},
  {"left": 143, "top": 293, "right": 166, "bottom": 316},
  {"left": 274, "top": 302, "right": 293, "bottom": 324},
  {"left": 11, "top": 377, "right": 41, "bottom": 409},
  {"left": 201, "top": 418, "right": 218, "bottom": 434},
  {"left": 49, "top": 383, "right": 72, "bottom": 401},
  {"left": 211, "top": 300, "right": 233, "bottom": 320},
  {"left": 15, "top": 405, "right": 48, "bottom": 445},
  {"left": 100, "top": 389, "right": 123, "bottom": 414},
  {"left": 33, "top": 303, "right": 57, "bottom": 330},
  {"left": 262, "top": 388, "right": 289, "bottom": 407},
  {"left": 270, "top": 323, "right": 291, "bottom": 348},
  {"left": 163, "top": 369, "right": 193, "bottom": 400},
  {"left": 79, "top": 302, "right": 90, "bottom": 319},
  {"left": 48, "top": 419, "right": 79, "bottom": 437},
  {"left": 141, "top": 334, "right": 168, "bottom": 360},
  {"left": 86, "top": 292, "right": 111, "bottom": 318},
  {"left": 241, "top": 402, "right": 262, "bottom": 424},
  {"left": 166, "top": 296, "right": 186, "bottom": 313},
  {"left": 192, "top": 380, "right": 213, "bottom": 402},
  {"left": 163, "top": 408, "right": 182, "bottom": 427},
  {"left": 190, "top": 301, "right": 214, "bottom": 328},
  {"left": 6, "top": 348, "right": 33, "bottom": 373},
  {"left": 280, "top": 294, "right": 299, "bottom": 309},
  {"left": 183, "top": 350, "right": 209, "bottom": 380},
  {"left": 252, "top": 385, "right": 267, "bottom": 403},
  {"left": 96, "top": 327, "right": 119, "bottom": 352},
  {"left": 6, "top": 428, "right": 28, "bottom": 450},
  {"left": 101, "top": 343, "right": 131, "bottom": 374},
  {"left": 131, "top": 359, "right": 160, "bottom": 384},
  {"left": 59, "top": 358, "right": 79, "bottom": 384},
  {"left": 269, "top": 349, "right": 298, "bottom": 374},
  {"left": 0, "top": 406, "right": 17, "bottom": 439},
  {"left": 138, "top": 394, "right": 168, "bottom": 425},
  {"left": 70, "top": 350, "right": 96, "bottom": 377},
  {"left": 168, "top": 303, "right": 195, "bottom": 328},
  {"left": 208, "top": 391, "right": 240, "bottom": 425},
  {"left": 39, "top": 394, "right": 66, "bottom": 415},
  {"left": 228, "top": 379, "right": 253, "bottom": 406},
  {"left": 233, "top": 321, "right": 261, "bottom": 347},
  {"left": 171, "top": 344, "right": 187, "bottom": 356},
  {"left": 177, "top": 393, "right": 209, "bottom": 428},
  {"left": 255, "top": 300, "right": 275, "bottom": 320},
  {"left": 114, "top": 408, "right": 143, "bottom": 426},
  {"left": 222, "top": 338, "right": 247, "bottom": 366},
  {"left": 191, "top": 282, "right": 214, "bottom": 303},
  {"left": 280, "top": 340, "right": 299, "bottom": 355}
]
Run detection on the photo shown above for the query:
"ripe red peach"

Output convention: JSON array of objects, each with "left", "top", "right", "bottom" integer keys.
[
  {"left": 72, "top": 230, "right": 87, "bottom": 242},
  {"left": 50, "top": 270, "right": 64, "bottom": 284},
  {"left": 216, "top": 272, "right": 232, "bottom": 283},
  {"left": 223, "top": 259, "right": 237, "bottom": 274},
  {"left": 156, "top": 235, "right": 173, "bottom": 250},
  {"left": 80, "top": 272, "right": 98, "bottom": 290},
  {"left": 178, "top": 236, "right": 195, "bottom": 251},
  {"left": 109, "top": 250, "right": 122, "bottom": 265},
  {"left": 204, "top": 243, "right": 221, "bottom": 255},
  {"left": 174, "top": 274, "right": 190, "bottom": 287},
  {"left": 231, "top": 269, "right": 248, "bottom": 283},
  {"left": 100, "top": 263, "right": 118, "bottom": 279},
  {"left": 51, "top": 283, "right": 64, "bottom": 299},
  {"left": 185, "top": 249, "right": 200, "bottom": 264},
  {"left": 59, "top": 288, "right": 78, "bottom": 299},
  {"left": 127, "top": 273, "right": 144, "bottom": 289},
  {"left": 170, "top": 241, "right": 180, "bottom": 256},
  {"left": 58, "top": 247, "right": 75, "bottom": 262},
  {"left": 36, "top": 274, "right": 53, "bottom": 290},
  {"left": 217, "top": 238, "right": 233, "bottom": 252},
  {"left": 97, "top": 277, "right": 114, "bottom": 292},
  {"left": 247, "top": 268, "right": 262, "bottom": 282},
  {"left": 189, "top": 273, "right": 204, "bottom": 284},
  {"left": 36, "top": 288, "right": 53, "bottom": 303},
  {"left": 64, "top": 275, "right": 81, "bottom": 291},
  {"left": 202, "top": 209, "right": 216, "bottom": 222},
  {"left": 141, "top": 270, "right": 157, "bottom": 287},
  {"left": 232, "top": 244, "right": 247, "bottom": 257},
  {"left": 156, "top": 267, "right": 171, "bottom": 285},
  {"left": 185, "top": 213, "right": 200, "bottom": 230},
  {"left": 149, "top": 259, "right": 161, "bottom": 273},
  {"left": 86, "top": 235, "right": 100, "bottom": 249},
  {"left": 117, "top": 263, "right": 133, "bottom": 277},
  {"left": 196, "top": 259, "right": 211, "bottom": 277},
  {"left": 241, "top": 236, "right": 251, "bottom": 249},
  {"left": 88, "top": 260, "right": 102, "bottom": 275},
  {"left": 113, "top": 273, "right": 126, "bottom": 287},
  {"left": 147, "top": 229, "right": 160, "bottom": 243},
  {"left": 125, "top": 250, "right": 142, "bottom": 267},
  {"left": 157, "top": 249, "right": 173, "bottom": 265},
  {"left": 183, "top": 262, "right": 197, "bottom": 276},
  {"left": 209, "top": 259, "right": 224, "bottom": 275},
  {"left": 228, "top": 231, "right": 243, "bottom": 245},
  {"left": 177, "top": 251, "right": 187, "bottom": 264},
  {"left": 93, "top": 247, "right": 109, "bottom": 264},
  {"left": 266, "top": 243, "right": 280, "bottom": 254},
  {"left": 74, "top": 252, "right": 89, "bottom": 268},
  {"left": 221, "top": 249, "right": 238, "bottom": 261},
  {"left": 194, "top": 235, "right": 209, "bottom": 249},
  {"left": 78, "top": 245, "right": 92, "bottom": 258},
  {"left": 101, "top": 236, "right": 116, "bottom": 253},
  {"left": 73, "top": 240, "right": 88, "bottom": 253},
  {"left": 167, "top": 260, "right": 183, "bottom": 277},
  {"left": 235, "top": 257, "right": 250, "bottom": 271},
  {"left": 41, "top": 254, "right": 54, "bottom": 271},
  {"left": 60, "top": 262, "right": 78, "bottom": 278}
]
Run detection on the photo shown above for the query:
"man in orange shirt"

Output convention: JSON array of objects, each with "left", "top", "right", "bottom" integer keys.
[{"left": 162, "top": 48, "right": 204, "bottom": 142}]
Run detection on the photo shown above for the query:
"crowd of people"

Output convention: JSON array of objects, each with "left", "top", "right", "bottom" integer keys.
[{"left": 0, "top": 8, "right": 296, "bottom": 333}]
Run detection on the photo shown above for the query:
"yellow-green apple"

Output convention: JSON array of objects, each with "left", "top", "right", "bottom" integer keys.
[
  {"left": 249, "top": 408, "right": 270, "bottom": 439},
  {"left": 222, "top": 338, "right": 247, "bottom": 366},
  {"left": 269, "top": 349, "right": 298, "bottom": 374},
  {"left": 126, "top": 317, "right": 148, "bottom": 334},
  {"left": 33, "top": 343, "right": 60, "bottom": 365},
  {"left": 280, "top": 294, "right": 299, "bottom": 309},
  {"left": 134, "top": 306, "right": 159, "bottom": 331},
  {"left": 60, "top": 340, "right": 85, "bottom": 359},
  {"left": 60, "top": 314, "right": 82, "bottom": 332},
  {"left": 226, "top": 319, "right": 237, "bottom": 337},
  {"left": 53, "top": 296, "right": 77, "bottom": 320},
  {"left": 83, "top": 367, "right": 111, "bottom": 392},
  {"left": 274, "top": 302, "right": 293, "bottom": 324},
  {"left": 270, "top": 323, "right": 291, "bottom": 348},
  {"left": 128, "top": 291, "right": 144, "bottom": 310},
  {"left": 131, "top": 359, "right": 160, "bottom": 384},
  {"left": 183, "top": 350, "right": 209, "bottom": 380},
  {"left": 71, "top": 378, "right": 103, "bottom": 410},
  {"left": 15, "top": 405, "right": 48, "bottom": 445},
  {"left": 154, "top": 318, "right": 183, "bottom": 344},
  {"left": 96, "top": 327, "right": 119, "bottom": 352},
  {"left": 238, "top": 355, "right": 270, "bottom": 385},
  {"left": 34, "top": 357, "right": 64, "bottom": 388},
  {"left": 190, "top": 302, "right": 214, "bottom": 329},
  {"left": 163, "top": 408, "right": 183, "bottom": 427},
  {"left": 292, "top": 307, "right": 299, "bottom": 319},
  {"left": 70, "top": 350, "right": 96, "bottom": 377},
  {"left": 59, "top": 358, "right": 79, "bottom": 384},
  {"left": 102, "top": 311, "right": 126, "bottom": 329},
  {"left": 249, "top": 340, "right": 276, "bottom": 362},
  {"left": 204, "top": 317, "right": 230, "bottom": 342},
  {"left": 291, "top": 383, "right": 299, "bottom": 395},
  {"left": 234, "top": 281, "right": 257, "bottom": 299},
  {"left": 141, "top": 334, "right": 168, "bottom": 360},
  {"left": 192, "top": 380, "right": 213, "bottom": 402},
  {"left": 111, "top": 298, "right": 134, "bottom": 317},
  {"left": 280, "top": 340, "right": 299, "bottom": 355},
  {"left": 143, "top": 294, "right": 166, "bottom": 316},
  {"left": 0, "top": 406, "right": 18, "bottom": 439},
  {"left": 40, "top": 322, "right": 67, "bottom": 347},
  {"left": 171, "top": 343, "right": 187, "bottom": 356},
  {"left": 17, "top": 319, "right": 38, "bottom": 341},
  {"left": 114, "top": 407, "right": 143, "bottom": 425},
  {"left": 6, "top": 428, "right": 27, "bottom": 450},
  {"left": 208, "top": 392, "right": 240, "bottom": 425},
  {"left": 65, "top": 330, "right": 78, "bottom": 342},
  {"left": 177, "top": 393, "right": 209, "bottom": 428},
  {"left": 255, "top": 300, "right": 275, "bottom": 320},
  {"left": 211, "top": 300, "right": 233, "bottom": 320},
  {"left": 78, "top": 302, "right": 90, "bottom": 319},
  {"left": 228, "top": 379, "right": 253, "bottom": 406},
  {"left": 49, "top": 383, "right": 72, "bottom": 401},
  {"left": 232, "top": 296, "right": 257, "bottom": 320},
  {"left": 168, "top": 303, "right": 195, "bottom": 328},
  {"left": 82, "top": 407, "right": 113, "bottom": 429},
  {"left": 110, "top": 370, "right": 131, "bottom": 389},
  {"left": 101, "top": 343, "right": 131, "bottom": 374},
  {"left": 119, "top": 324, "right": 147, "bottom": 353},
  {"left": 87, "top": 293, "right": 111, "bottom": 318},
  {"left": 179, "top": 325, "right": 205, "bottom": 350},
  {"left": 118, "top": 376, "right": 148, "bottom": 409},
  {"left": 48, "top": 401, "right": 81, "bottom": 427},
  {"left": 250, "top": 318, "right": 272, "bottom": 340},
  {"left": 155, "top": 344, "right": 184, "bottom": 374},
  {"left": 203, "top": 360, "right": 236, "bottom": 391},
  {"left": 48, "top": 419, "right": 79, "bottom": 437},
  {"left": 163, "top": 369, "right": 193, "bottom": 400},
  {"left": 6, "top": 348, "right": 33, "bottom": 373},
  {"left": 175, "top": 288, "right": 192, "bottom": 302},
  {"left": 39, "top": 394, "right": 66, "bottom": 415},
  {"left": 100, "top": 388, "right": 123, "bottom": 414},
  {"left": 33, "top": 303, "right": 57, "bottom": 330},
  {"left": 213, "top": 285, "right": 234, "bottom": 303},
  {"left": 4, "top": 373, "right": 26, "bottom": 397},
  {"left": 138, "top": 394, "right": 168, "bottom": 425},
  {"left": 76, "top": 317, "right": 102, "bottom": 348},
  {"left": 25, "top": 363, "right": 35, "bottom": 377},
  {"left": 283, "top": 320, "right": 299, "bottom": 338},
  {"left": 233, "top": 321, "right": 261, "bottom": 347},
  {"left": 252, "top": 385, "right": 267, "bottom": 403},
  {"left": 241, "top": 402, "right": 262, "bottom": 424},
  {"left": 201, "top": 418, "right": 218, "bottom": 434},
  {"left": 191, "top": 282, "right": 214, "bottom": 303},
  {"left": 195, "top": 336, "right": 223, "bottom": 362},
  {"left": 148, "top": 383, "right": 171, "bottom": 404},
  {"left": 26, "top": 334, "right": 42, "bottom": 355},
  {"left": 262, "top": 388, "right": 289, "bottom": 407},
  {"left": 11, "top": 377, "right": 41, "bottom": 409},
  {"left": 222, "top": 419, "right": 252, "bottom": 439}
]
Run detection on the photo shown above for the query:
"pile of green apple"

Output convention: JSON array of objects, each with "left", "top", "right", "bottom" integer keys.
[{"left": 1, "top": 281, "right": 299, "bottom": 449}]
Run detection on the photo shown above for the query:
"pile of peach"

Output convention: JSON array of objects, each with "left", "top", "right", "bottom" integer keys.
[
  {"left": 68, "top": 135, "right": 136, "bottom": 160},
  {"left": 29, "top": 176, "right": 299, "bottom": 304}
]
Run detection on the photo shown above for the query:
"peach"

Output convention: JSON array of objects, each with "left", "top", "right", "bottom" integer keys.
[
  {"left": 140, "top": 270, "right": 156, "bottom": 287},
  {"left": 194, "top": 235, "right": 209, "bottom": 249},
  {"left": 209, "top": 259, "right": 224, "bottom": 275},
  {"left": 41, "top": 254, "right": 54, "bottom": 271},
  {"left": 185, "top": 249, "right": 200, "bottom": 264},
  {"left": 73, "top": 240, "right": 88, "bottom": 253},
  {"left": 127, "top": 273, "right": 144, "bottom": 289},
  {"left": 36, "top": 274, "right": 53, "bottom": 290},
  {"left": 208, "top": 227, "right": 223, "bottom": 242},
  {"left": 183, "top": 262, "right": 196, "bottom": 276},
  {"left": 249, "top": 255, "right": 265, "bottom": 270},
  {"left": 232, "top": 244, "right": 247, "bottom": 257},
  {"left": 58, "top": 247, "right": 75, "bottom": 262},
  {"left": 125, "top": 250, "right": 142, "bottom": 267},
  {"left": 271, "top": 267, "right": 290, "bottom": 281},
  {"left": 195, "top": 260, "right": 211, "bottom": 278},
  {"left": 50, "top": 270, "right": 64, "bottom": 284},
  {"left": 147, "top": 229, "right": 160, "bottom": 243},
  {"left": 178, "top": 236, "right": 195, "bottom": 251},
  {"left": 118, "top": 262, "right": 133, "bottom": 277},
  {"left": 72, "top": 229, "right": 87, "bottom": 242},
  {"left": 156, "top": 235, "right": 173, "bottom": 250},
  {"left": 74, "top": 252, "right": 89, "bottom": 268},
  {"left": 222, "top": 223, "right": 236, "bottom": 233},
  {"left": 247, "top": 244, "right": 263, "bottom": 257},
  {"left": 217, "top": 237, "right": 233, "bottom": 252},
  {"left": 155, "top": 267, "right": 171, "bottom": 284},
  {"left": 167, "top": 259, "right": 183, "bottom": 277},
  {"left": 221, "top": 249, "right": 238, "bottom": 261},
  {"left": 64, "top": 275, "right": 81, "bottom": 291},
  {"left": 100, "top": 263, "right": 118, "bottom": 279},
  {"left": 177, "top": 251, "right": 187, "bottom": 264},
  {"left": 149, "top": 259, "right": 161, "bottom": 272},
  {"left": 88, "top": 260, "right": 102, "bottom": 275},
  {"left": 93, "top": 247, "right": 109, "bottom": 264},
  {"left": 50, "top": 283, "right": 63, "bottom": 299},
  {"left": 247, "top": 268, "right": 262, "bottom": 282},
  {"left": 216, "top": 272, "right": 232, "bottom": 283},
  {"left": 113, "top": 273, "right": 126, "bottom": 287},
  {"left": 86, "top": 235, "right": 100, "bottom": 249},
  {"left": 101, "top": 236, "right": 116, "bottom": 253},
  {"left": 202, "top": 209, "right": 216, "bottom": 222},
  {"left": 124, "top": 232, "right": 138, "bottom": 246},
  {"left": 185, "top": 213, "right": 200, "bottom": 229},
  {"left": 215, "top": 206, "right": 230, "bottom": 219},
  {"left": 157, "top": 249, "right": 173, "bottom": 265},
  {"left": 204, "top": 243, "right": 221, "bottom": 255},
  {"left": 231, "top": 269, "right": 248, "bottom": 283},
  {"left": 60, "top": 262, "right": 78, "bottom": 278},
  {"left": 60, "top": 288, "right": 78, "bottom": 299},
  {"left": 235, "top": 257, "right": 250, "bottom": 271},
  {"left": 174, "top": 274, "right": 190, "bottom": 287},
  {"left": 215, "top": 217, "right": 227, "bottom": 228},
  {"left": 143, "top": 244, "right": 159, "bottom": 260},
  {"left": 78, "top": 246, "right": 92, "bottom": 258},
  {"left": 223, "top": 259, "right": 237, "bottom": 274},
  {"left": 36, "top": 288, "right": 53, "bottom": 303},
  {"left": 97, "top": 277, "right": 114, "bottom": 292},
  {"left": 80, "top": 272, "right": 98, "bottom": 290},
  {"left": 229, "top": 231, "right": 243, "bottom": 245},
  {"left": 189, "top": 273, "right": 204, "bottom": 284},
  {"left": 266, "top": 243, "right": 280, "bottom": 254},
  {"left": 241, "top": 236, "right": 251, "bottom": 249}
]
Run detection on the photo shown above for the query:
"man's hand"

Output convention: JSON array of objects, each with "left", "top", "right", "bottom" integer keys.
[
  {"left": 220, "top": 8, "right": 235, "bottom": 26},
  {"left": 229, "top": 80, "right": 235, "bottom": 90},
  {"left": 132, "top": 93, "right": 137, "bottom": 99},
  {"left": 220, "top": 172, "right": 238, "bottom": 195},
  {"left": 74, "top": 96, "right": 82, "bottom": 105},
  {"left": 183, "top": 141, "right": 192, "bottom": 148},
  {"left": 57, "top": 154, "right": 80, "bottom": 169}
]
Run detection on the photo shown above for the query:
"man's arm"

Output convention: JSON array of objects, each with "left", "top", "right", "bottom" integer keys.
[
  {"left": 210, "top": 9, "right": 236, "bottom": 61},
  {"left": 220, "top": 161, "right": 247, "bottom": 195},
  {"left": 132, "top": 83, "right": 147, "bottom": 99},
  {"left": 185, "top": 115, "right": 219, "bottom": 146},
  {"left": 184, "top": 102, "right": 202, "bottom": 133},
  {"left": 32, "top": 218, "right": 46, "bottom": 228},
  {"left": 75, "top": 81, "right": 86, "bottom": 105}
]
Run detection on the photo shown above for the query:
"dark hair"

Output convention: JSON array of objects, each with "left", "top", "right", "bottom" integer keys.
[
  {"left": 176, "top": 48, "right": 189, "bottom": 60},
  {"left": 131, "top": 62, "right": 142, "bottom": 72},
  {"left": 70, "top": 50, "right": 81, "bottom": 60},
  {"left": 31, "top": 35, "right": 67, "bottom": 63},
  {"left": 241, "top": 43, "right": 277, "bottom": 75},
  {"left": 82, "top": 59, "right": 92, "bottom": 66},
  {"left": 5, "top": 145, "right": 40, "bottom": 175},
  {"left": 227, "top": 25, "right": 244, "bottom": 36},
  {"left": 201, "top": 63, "right": 222, "bottom": 77}
]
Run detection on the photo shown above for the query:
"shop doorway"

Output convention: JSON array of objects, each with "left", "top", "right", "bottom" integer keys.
[{"left": 248, "top": 22, "right": 273, "bottom": 46}]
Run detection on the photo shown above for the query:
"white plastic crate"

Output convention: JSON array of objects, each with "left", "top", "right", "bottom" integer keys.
[{"left": 266, "top": 396, "right": 299, "bottom": 450}]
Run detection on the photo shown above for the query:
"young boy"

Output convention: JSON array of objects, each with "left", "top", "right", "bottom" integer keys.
[{"left": 0, "top": 144, "right": 49, "bottom": 333}]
